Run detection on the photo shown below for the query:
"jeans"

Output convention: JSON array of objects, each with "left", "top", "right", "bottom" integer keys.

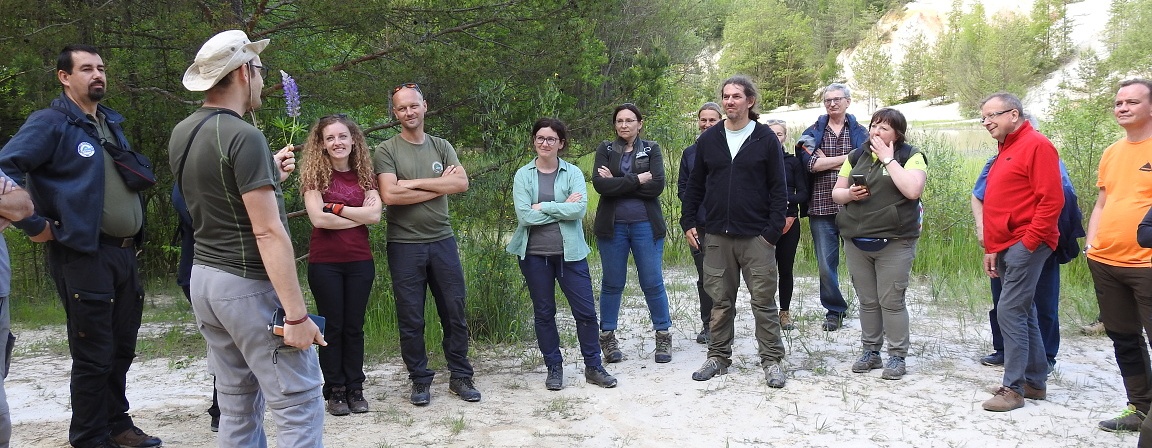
[
  {"left": 387, "top": 237, "right": 474, "bottom": 384},
  {"left": 597, "top": 221, "right": 672, "bottom": 331},
  {"left": 47, "top": 241, "right": 143, "bottom": 448},
  {"left": 844, "top": 238, "right": 917, "bottom": 357},
  {"left": 776, "top": 220, "right": 801, "bottom": 311},
  {"left": 191, "top": 265, "right": 324, "bottom": 448},
  {"left": 995, "top": 241, "right": 1051, "bottom": 395},
  {"left": 690, "top": 246, "right": 714, "bottom": 326},
  {"left": 809, "top": 215, "right": 848, "bottom": 318},
  {"left": 518, "top": 255, "right": 602, "bottom": 367},
  {"left": 989, "top": 253, "right": 1060, "bottom": 363},
  {"left": 702, "top": 234, "right": 784, "bottom": 364},
  {"left": 308, "top": 260, "right": 374, "bottom": 395}
]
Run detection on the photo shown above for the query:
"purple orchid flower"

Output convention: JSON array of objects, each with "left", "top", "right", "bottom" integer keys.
[{"left": 280, "top": 70, "right": 300, "bottom": 118}]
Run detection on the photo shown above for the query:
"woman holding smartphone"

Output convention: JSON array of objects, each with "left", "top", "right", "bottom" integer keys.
[{"left": 830, "top": 108, "right": 926, "bottom": 380}]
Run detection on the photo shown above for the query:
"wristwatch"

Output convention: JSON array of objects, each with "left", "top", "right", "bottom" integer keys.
[{"left": 881, "top": 157, "right": 895, "bottom": 166}]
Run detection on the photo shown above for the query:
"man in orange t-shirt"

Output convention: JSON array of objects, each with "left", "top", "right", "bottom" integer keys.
[{"left": 1086, "top": 78, "right": 1152, "bottom": 436}]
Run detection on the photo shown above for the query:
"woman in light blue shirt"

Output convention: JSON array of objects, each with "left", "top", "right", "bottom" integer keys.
[{"left": 507, "top": 118, "right": 617, "bottom": 391}]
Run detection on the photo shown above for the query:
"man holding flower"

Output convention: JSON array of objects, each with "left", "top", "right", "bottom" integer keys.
[{"left": 168, "top": 30, "right": 325, "bottom": 447}]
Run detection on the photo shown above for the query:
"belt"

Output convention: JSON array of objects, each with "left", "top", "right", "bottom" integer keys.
[{"left": 99, "top": 234, "right": 135, "bottom": 248}]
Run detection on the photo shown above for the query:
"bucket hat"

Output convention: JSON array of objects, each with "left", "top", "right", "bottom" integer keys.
[{"left": 183, "top": 30, "right": 269, "bottom": 92}]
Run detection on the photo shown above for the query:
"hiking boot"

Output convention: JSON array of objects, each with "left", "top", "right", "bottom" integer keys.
[
  {"left": 545, "top": 364, "right": 564, "bottom": 391},
  {"left": 881, "top": 356, "right": 906, "bottom": 380},
  {"left": 584, "top": 365, "right": 618, "bottom": 388},
  {"left": 764, "top": 361, "right": 787, "bottom": 388},
  {"left": 654, "top": 330, "right": 672, "bottom": 363},
  {"left": 1099, "top": 404, "right": 1145, "bottom": 432},
  {"left": 449, "top": 377, "right": 482, "bottom": 402},
  {"left": 822, "top": 315, "right": 842, "bottom": 331},
  {"left": 980, "top": 352, "right": 1004, "bottom": 366},
  {"left": 600, "top": 331, "right": 624, "bottom": 363},
  {"left": 327, "top": 386, "right": 351, "bottom": 416},
  {"left": 692, "top": 357, "right": 728, "bottom": 381},
  {"left": 1081, "top": 319, "right": 1106, "bottom": 336},
  {"left": 109, "top": 426, "right": 163, "bottom": 448},
  {"left": 410, "top": 382, "right": 431, "bottom": 406},
  {"left": 851, "top": 350, "right": 882, "bottom": 373},
  {"left": 983, "top": 386, "right": 1025, "bottom": 412},
  {"left": 348, "top": 388, "right": 369, "bottom": 413},
  {"left": 209, "top": 412, "right": 219, "bottom": 433},
  {"left": 696, "top": 325, "right": 710, "bottom": 344},
  {"left": 780, "top": 310, "right": 795, "bottom": 331}
]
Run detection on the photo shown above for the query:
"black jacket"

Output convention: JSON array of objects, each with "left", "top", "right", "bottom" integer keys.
[
  {"left": 782, "top": 152, "right": 809, "bottom": 217},
  {"left": 677, "top": 142, "right": 707, "bottom": 225},
  {"left": 680, "top": 120, "right": 787, "bottom": 243},
  {"left": 592, "top": 137, "right": 666, "bottom": 239}
]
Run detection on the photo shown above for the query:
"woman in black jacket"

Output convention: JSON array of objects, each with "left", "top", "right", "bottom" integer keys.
[
  {"left": 592, "top": 103, "right": 673, "bottom": 364},
  {"left": 766, "top": 119, "right": 810, "bottom": 331}
]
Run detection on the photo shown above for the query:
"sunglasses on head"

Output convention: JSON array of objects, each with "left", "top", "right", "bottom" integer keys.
[{"left": 392, "top": 82, "right": 420, "bottom": 94}]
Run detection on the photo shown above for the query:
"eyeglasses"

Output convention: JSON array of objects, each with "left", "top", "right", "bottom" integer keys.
[
  {"left": 823, "top": 97, "right": 847, "bottom": 105},
  {"left": 534, "top": 136, "right": 560, "bottom": 145},
  {"left": 392, "top": 82, "right": 421, "bottom": 94},
  {"left": 980, "top": 109, "right": 1016, "bottom": 122},
  {"left": 248, "top": 63, "right": 269, "bottom": 78},
  {"left": 615, "top": 119, "right": 638, "bottom": 125}
]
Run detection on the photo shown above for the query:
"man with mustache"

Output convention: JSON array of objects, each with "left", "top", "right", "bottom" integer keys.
[{"left": 0, "top": 45, "right": 161, "bottom": 448}]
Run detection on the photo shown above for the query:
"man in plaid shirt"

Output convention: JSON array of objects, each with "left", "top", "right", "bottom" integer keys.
[{"left": 798, "top": 83, "right": 869, "bottom": 331}]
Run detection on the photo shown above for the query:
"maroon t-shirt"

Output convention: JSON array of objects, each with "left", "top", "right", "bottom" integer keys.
[{"left": 308, "top": 170, "right": 373, "bottom": 263}]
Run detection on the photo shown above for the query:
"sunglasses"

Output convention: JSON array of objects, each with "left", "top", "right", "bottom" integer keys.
[
  {"left": 248, "top": 62, "right": 269, "bottom": 78},
  {"left": 392, "top": 82, "right": 421, "bottom": 94}
]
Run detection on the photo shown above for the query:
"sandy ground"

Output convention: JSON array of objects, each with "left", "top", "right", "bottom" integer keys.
[{"left": 3, "top": 268, "right": 1139, "bottom": 447}]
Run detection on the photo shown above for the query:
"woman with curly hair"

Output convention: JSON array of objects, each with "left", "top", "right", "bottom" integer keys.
[{"left": 299, "top": 114, "right": 382, "bottom": 415}]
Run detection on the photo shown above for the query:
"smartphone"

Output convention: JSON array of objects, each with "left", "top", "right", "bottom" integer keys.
[
  {"left": 270, "top": 308, "right": 326, "bottom": 340},
  {"left": 851, "top": 174, "right": 867, "bottom": 189}
]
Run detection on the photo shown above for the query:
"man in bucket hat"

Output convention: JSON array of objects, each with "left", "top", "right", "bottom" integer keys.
[
  {"left": 168, "top": 30, "right": 325, "bottom": 447},
  {"left": 0, "top": 45, "right": 160, "bottom": 448}
]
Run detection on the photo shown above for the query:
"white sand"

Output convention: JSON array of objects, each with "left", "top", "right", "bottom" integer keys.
[{"left": 5, "top": 269, "right": 1138, "bottom": 447}]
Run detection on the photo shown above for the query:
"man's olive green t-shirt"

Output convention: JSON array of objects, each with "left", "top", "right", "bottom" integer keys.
[
  {"left": 168, "top": 108, "right": 286, "bottom": 280},
  {"left": 373, "top": 134, "right": 460, "bottom": 243}
]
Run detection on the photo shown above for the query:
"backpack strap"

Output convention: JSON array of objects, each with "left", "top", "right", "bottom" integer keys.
[{"left": 175, "top": 109, "right": 242, "bottom": 198}]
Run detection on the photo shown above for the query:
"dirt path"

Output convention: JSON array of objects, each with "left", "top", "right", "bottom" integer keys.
[{"left": 6, "top": 273, "right": 1137, "bottom": 447}]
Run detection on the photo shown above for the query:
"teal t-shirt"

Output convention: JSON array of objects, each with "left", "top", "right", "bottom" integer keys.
[{"left": 372, "top": 134, "right": 460, "bottom": 243}]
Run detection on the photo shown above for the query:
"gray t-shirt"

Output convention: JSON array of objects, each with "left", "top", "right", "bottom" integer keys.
[
  {"left": 526, "top": 170, "right": 563, "bottom": 256},
  {"left": 372, "top": 134, "right": 460, "bottom": 243},
  {"left": 168, "top": 108, "right": 285, "bottom": 281}
]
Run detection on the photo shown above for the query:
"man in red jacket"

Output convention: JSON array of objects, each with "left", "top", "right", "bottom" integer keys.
[{"left": 978, "top": 92, "right": 1063, "bottom": 412}]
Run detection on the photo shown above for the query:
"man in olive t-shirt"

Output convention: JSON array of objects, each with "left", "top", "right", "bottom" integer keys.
[
  {"left": 373, "top": 83, "right": 479, "bottom": 406},
  {"left": 169, "top": 30, "right": 324, "bottom": 447}
]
